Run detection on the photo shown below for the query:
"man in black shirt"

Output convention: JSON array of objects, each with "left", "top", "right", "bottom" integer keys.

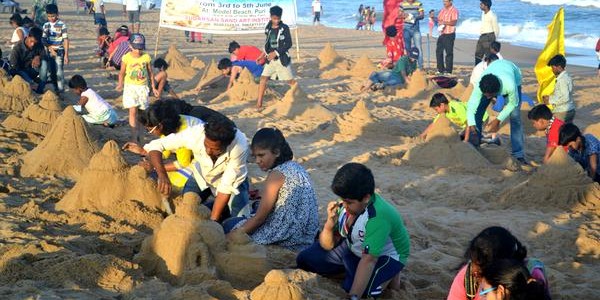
[{"left": 9, "top": 27, "right": 45, "bottom": 93}]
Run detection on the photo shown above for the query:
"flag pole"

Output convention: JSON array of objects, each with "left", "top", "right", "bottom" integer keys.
[
  {"left": 154, "top": 26, "right": 161, "bottom": 58},
  {"left": 294, "top": 28, "right": 301, "bottom": 62}
]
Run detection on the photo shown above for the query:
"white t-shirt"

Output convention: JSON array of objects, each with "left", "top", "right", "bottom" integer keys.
[
  {"left": 81, "top": 88, "right": 112, "bottom": 117},
  {"left": 312, "top": 0, "right": 322, "bottom": 12},
  {"left": 470, "top": 61, "right": 488, "bottom": 86},
  {"left": 123, "top": 0, "right": 142, "bottom": 11}
]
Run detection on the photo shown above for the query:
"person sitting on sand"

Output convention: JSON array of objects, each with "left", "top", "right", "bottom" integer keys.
[
  {"left": 256, "top": 6, "right": 295, "bottom": 108},
  {"left": 528, "top": 104, "right": 565, "bottom": 164},
  {"left": 228, "top": 41, "right": 264, "bottom": 64},
  {"left": 8, "top": 27, "right": 44, "bottom": 93},
  {"left": 297, "top": 163, "right": 410, "bottom": 300},
  {"left": 106, "top": 25, "right": 130, "bottom": 70},
  {"left": 420, "top": 93, "right": 492, "bottom": 146},
  {"left": 223, "top": 128, "right": 319, "bottom": 251},
  {"left": 202, "top": 58, "right": 264, "bottom": 91},
  {"left": 152, "top": 58, "right": 178, "bottom": 99},
  {"left": 143, "top": 115, "right": 250, "bottom": 222},
  {"left": 479, "top": 259, "right": 548, "bottom": 300},
  {"left": 123, "top": 100, "right": 204, "bottom": 190},
  {"left": 447, "top": 226, "right": 550, "bottom": 300},
  {"left": 68, "top": 75, "right": 118, "bottom": 127},
  {"left": 559, "top": 123, "right": 600, "bottom": 183},
  {"left": 8, "top": 13, "right": 28, "bottom": 51},
  {"left": 363, "top": 47, "right": 419, "bottom": 92},
  {"left": 542, "top": 54, "right": 575, "bottom": 124}
]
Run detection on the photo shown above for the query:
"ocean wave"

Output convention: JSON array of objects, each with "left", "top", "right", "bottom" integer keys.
[
  {"left": 455, "top": 18, "right": 598, "bottom": 50},
  {"left": 518, "top": 0, "right": 600, "bottom": 9}
]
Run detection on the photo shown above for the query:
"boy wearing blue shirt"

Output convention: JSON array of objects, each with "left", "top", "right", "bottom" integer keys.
[{"left": 39, "top": 4, "right": 69, "bottom": 93}]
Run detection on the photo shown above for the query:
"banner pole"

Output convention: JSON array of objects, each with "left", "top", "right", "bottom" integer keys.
[
  {"left": 154, "top": 26, "right": 161, "bottom": 58},
  {"left": 427, "top": 33, "right": 430, "bottom": 70},
  {"left": 294, "top": 28, "right": 300, "bottom": 62}
]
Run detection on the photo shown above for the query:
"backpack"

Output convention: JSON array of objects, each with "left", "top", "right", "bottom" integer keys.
[{"left": 431, "top": 76, "right": 458, "bottom": 88}]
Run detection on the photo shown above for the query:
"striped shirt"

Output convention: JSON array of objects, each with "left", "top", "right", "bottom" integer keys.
[
  {"left": 400, "top": 1, "right": 424, "bottom": 28},
  {"left": 42, "top": 20, "right": 68, "bottom": 49},
  {"left": 438, "top": 5, "right": 459, "bottom": 35}
]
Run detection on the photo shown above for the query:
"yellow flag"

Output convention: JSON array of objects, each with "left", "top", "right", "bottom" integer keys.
[{"left": 535, "top": 7, "right": 565, "bottom": 103}]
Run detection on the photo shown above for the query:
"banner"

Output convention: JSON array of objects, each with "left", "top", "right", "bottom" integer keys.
[{"left": 158, "top": 0, "right": 298, "bottom": 34}]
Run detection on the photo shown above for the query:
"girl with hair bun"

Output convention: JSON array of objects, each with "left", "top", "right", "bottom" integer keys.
[{"left": 223, "top": 128, "right": 319, "bottom": 251}]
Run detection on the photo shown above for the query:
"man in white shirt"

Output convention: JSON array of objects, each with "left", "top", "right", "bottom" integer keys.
[
  {"left": 312, "top": 0, "right": 322, "bottom": 26},
  {"left": 122, "top": 0, "right": 141, "bottom": 33},
  {"left": 475, "top": 0, "right": 499, "bottom": 65},
  {"left": 144, "top": 116, "right": 250, "bottom": 222}
]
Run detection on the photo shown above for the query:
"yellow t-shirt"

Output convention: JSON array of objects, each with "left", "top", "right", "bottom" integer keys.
[
  {"left": 162, "top": 115, "right": 204, "bottom": 188},
  {"left": 122, "top": 52, "right": 151, "bottom": 86}
]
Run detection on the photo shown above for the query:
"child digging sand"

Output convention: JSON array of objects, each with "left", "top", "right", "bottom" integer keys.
[
  {"left": 153, "top": 58, "right": 178, "bottom": 99},
  {"left": 559, "top": 123, "right": 600, "bottom": 183},
  {"left": 69, "top": 75, "right": 118, "bottom": 127},
  {"left": 528, "top": 104, "right": 564, "bottom": 164},
  {"left": 116, "top": 33, "right": 158, "bottom": 142}
]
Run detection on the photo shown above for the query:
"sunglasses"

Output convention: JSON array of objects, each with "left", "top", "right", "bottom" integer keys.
[{"left": 479, "top": 287, "right": 497, "bottom": 296}]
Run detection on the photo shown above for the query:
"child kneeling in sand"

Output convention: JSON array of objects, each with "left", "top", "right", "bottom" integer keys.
[
  {"left": 559, "top": 123, "right": 600, "bottom": 183},
  {"left": 363, "top": 47, "right": 419, "bottom": 92},
  {"left": 297, "top": 163, "right": 410, "bottom": 299},
  {"left": 152, "top": 58, "right": 178, "bottom": 99},
  {"left": 528, "top": 104, "right": 565, "bottom": 164},
  {"left": 69, "top": 75, "right": 118, "bottom": 127}
]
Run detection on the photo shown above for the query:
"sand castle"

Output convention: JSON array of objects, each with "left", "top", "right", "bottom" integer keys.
[
  {"left": 396, "top": 69, "right": 429, "bottom": 98},
  {"left": 263, "top": 84, "right": 335, "bottom": 122},
  {"left": 135, "top": 193, "right": 269, "bottom": 288},
  {"left": 228, "top": 68, "right": 258, "bottom": 102},
  {"left": 250, "top": 270, "right": 305, "bottom": 300},
  {"left": 196, "top": 59, "right": 221, "bottom": 90},
  {"left": 331, "top": 100, "right": 375, "bottom": 139},
  {"left": 2, "top": 91, "right": 63, "bottom": 135},
  {"left": 164, "top": 44, "right": 198, "bottom": 81},
  {"left": 56, "top": 141, "right": 165, "bottom": 227},
  {"left": 0, "top": 75, "right": 35, "bottom": 113},
  {"left": 318, "top": 43, "right": 349, "bottom": 70},
  {"left": 20, "top": 106, "right": 98, "bottom": 180},
  {"left": 191, "top": 57, "right": 206, "bottom": 69},
  {"left": 403, "top": 115, "right": 490, "bottom": 169},
  {"left": 498, "top": 148, "right": 600, "bottom": 211},
  {"left": 349, "top": 55, "right": 377, "bottom": 78}
]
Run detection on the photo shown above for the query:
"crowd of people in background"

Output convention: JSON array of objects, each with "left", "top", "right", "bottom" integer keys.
[{"left": 356, "top": 4, "right": 377, "bottom": 31}]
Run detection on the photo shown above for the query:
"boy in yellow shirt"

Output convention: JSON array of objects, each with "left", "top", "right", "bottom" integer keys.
[{"left": 116, "top": 33, "right": 158, "bottom": 142}]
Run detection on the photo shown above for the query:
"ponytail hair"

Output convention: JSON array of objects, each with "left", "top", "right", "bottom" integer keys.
[
  {"left": 482, "top": 259, "right": 546, "bottom": 300},
  {"left": 251, "top": 128, "right": 293, "bottom": 169}
]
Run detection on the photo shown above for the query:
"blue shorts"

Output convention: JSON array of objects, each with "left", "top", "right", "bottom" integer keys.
[{"left": 94, "top": 13, "right": 107, "bottom": 27}]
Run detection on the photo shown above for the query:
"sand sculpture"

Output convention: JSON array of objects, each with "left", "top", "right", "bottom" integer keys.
[
  {"left": 498, "top": 148, "right": 600, "bottom": 211},
  {"left": 349, "top": 55, "right": 377, "bottom": 78},
  {"left": 191, "top": 57, "right": 206, "bottom": 69},
  {"left": 20, "top": 106, "right": 98, "bottom": 180},
  {"left": 164, "top": 44, "right": 197, "bottom": 81},
  {"left": 0, "top": 75, "right": 35, "bottom": 113},
  {"left": 318, "top": 43, "right": 349, "bottom": 70},
  {"left": 263, "top": 84, "right": 335, "bottom": 122},
  {"left": 196, "top": 59, "right": 221, "bottom": 90},
  {"left": 332, "top": 100, "right": 374, "bottom": 138},
  {"left": 2, "top": 91, "right": 63, "bottom": 135},
  {"left": 459, "top": 83, "right": 475, "bottom": 102},
  {"left": 56, "top": 140, "right": 165, "bottom": 227},
  {"left": 403, "top": 114, "right": 490, "bottom": 168},
  {"left": 228, "top": 68, "right": 258, "bottom": 102},
  {"left": 135, "top": 193, "right": 269, "bottom": 288},
  {"left": 250, "top": 270, "right": 306, "bottom": 300},
  {"left": 396, "top": 69, "right": 428, "bottom": 98}
]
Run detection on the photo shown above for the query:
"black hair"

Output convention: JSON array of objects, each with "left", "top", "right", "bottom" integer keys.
[
  {"left": 429, "top": 93, "right": 449, "bottom": 107},
  {"left": 485, "top": 53, "right": 499, "bottom": 63},
  {"left": 228, "top": 41, "right": 241, "bottom": 54},
  {"left": 28, "top": 27, "right": 43, "bottom": 42},
  {"left": 548, "top": 54, "right": 566, "bottom": 69},
  {"left": 251, "top": 128, "right": 294, "bottom": 168},
  {"left": 205, "top": 115, "right": 237, "bottom": 146},
  {"left": 331, "top": 163, "right": 375, "bottom": 201},
  {"left": 138, "top": 100, "right": 182, "bottom": 135},
  {"left": 153, "top": 58, "right": 169, "bottom": 70},
  {"left": 559, "top": 123, "right": 583, "bottom": 146},
  {"left": 270, "top": 6, "right": 283, "bottom": 17},
  {"left": 45, "top": 4, "right": 58, "bottom": 15},
  {"left": 99, "top": 26, "right": 110, "bottom": 36},
  {"left": 463, "top": 226, "right": 527, "bottom": 271},
  {"left": 479, "top": 74, "right": 500, "bottom": 94},
  {"left": 68, "top": 75, "right": 87, "bottom": 90},
  {"left": 527, "top": 104, "right": 553, "bottom": 121},
  {"left": 22, "top": 16, "right": 33, "bottom": 26},
  {"left": 491, "top": 41, "right": 501, "bottom": 52},
  {"left": 385, "top": 26, "right": 397, "bottom": 38},
  {"left": 218, "top": 58, "right": 233, "bottom": 70},
  {"left": 482, "top": 259, "right": 546, "bottom": 300},
  {"left": 10, "top": 13, "right": 23, "bottom": 26},
  {"left": 429, "top": 9, "right": 435, "bottom": 13},
  {"left": 481, "top": 0, "right": 492, "bottom": 9}
]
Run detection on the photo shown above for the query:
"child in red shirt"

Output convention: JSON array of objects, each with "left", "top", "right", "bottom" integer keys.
[{"left": 528, "top": 104, "right": 565, "bottom": 164}]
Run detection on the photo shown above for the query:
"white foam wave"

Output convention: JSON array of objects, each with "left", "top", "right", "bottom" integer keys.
[{"left": 519, "top": 0, "right": 600, "bottom": 9}]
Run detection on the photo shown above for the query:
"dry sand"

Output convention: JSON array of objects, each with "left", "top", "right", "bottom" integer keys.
[{"left": 0, "top": 1, "right": 599, "bottom": 299}]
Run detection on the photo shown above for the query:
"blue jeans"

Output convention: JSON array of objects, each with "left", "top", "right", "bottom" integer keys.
[
  {"left": 403, "top": 26, "right": 423, "bottom": 68},
  {"left": 182, "top": 177, "right": 249, "bottom": 220},
  {"left": 369, "top": 71, "right": 403, "bottom": 87},
  {"left": 296, "top": 241, "right": 403, "bottom": 298},
  {"left": 39, "top": 50, "right": 65, "bottom": 93},
  {"left": 475, "top": 86, "right": 525, "bottom": 159}
]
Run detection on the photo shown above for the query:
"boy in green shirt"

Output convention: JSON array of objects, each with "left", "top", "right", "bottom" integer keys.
[{"left": 363, "top": 47, "right": 419, "bottom": 91}]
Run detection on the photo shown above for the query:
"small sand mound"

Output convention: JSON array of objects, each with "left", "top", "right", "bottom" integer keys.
[
  {"left": 191, "top": 57, "right": 206, "bottom": 69},
  {"left": 333, "top": 100, "right": 374, "bottom": 138},
  {"left": 318, "top": 43, "right": 350, "bottom": 72},
  {"left": 0, "top": 75, "right": 35, "bottom": 113},
  {"left": 585, "top": 123, "right": 600, "bottom": 137},
  {"left": 2, "top": 91, "right": 63, "bottom": 135},
  {"left": 228, "top": 68, "right": 258, "bottom": 102},
  {"left": 459, "top": 83, "right": 474, "bottom": 102},
  {"left": 135, "top": 193, "right": 269, "bottom": 289},
  {"left": 349, "top": 55, "right": 377, "bottom": 78},
  {"left": 164, "top": 44, "right": 198, "bottom": 81},
  {"left": 251, "top": 269, "right": 345, "bottom": 300},
  {"left": 56, "top": 141, "right": 165, "bottom": 227},
  {"left": 396, "top": 69, "right": 428, "bottom": 98},
  {"left": 196, "top": 59, "right": 222, "bottom": 90},
  {"left": 498, "top": 148, "right": 600, "bottom": 211},
  {"left": 263, "top": 84, "right": 335, "bottom": 122},
  {"left": 251, "top": 270, "right": 305, "bottom": 300},
  {"left": 443, "top": 81, "right": 467, "bottom": 100},
  {"left": 20, "top": 106, "right": 98, "bottom": 179},
  {"left": 403, "top": 115, "right": 490, "bottom": 168}
]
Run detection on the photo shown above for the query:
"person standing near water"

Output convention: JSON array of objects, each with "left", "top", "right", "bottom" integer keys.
[
  {"left": 312, "top": 0, "right": 322, "bottom": 26},
  {"left": 436, "top": 0, "right": 458, "bottom": 75},
  {"left": 475, "top": 0, "right": 499, "bottom": 65}
]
